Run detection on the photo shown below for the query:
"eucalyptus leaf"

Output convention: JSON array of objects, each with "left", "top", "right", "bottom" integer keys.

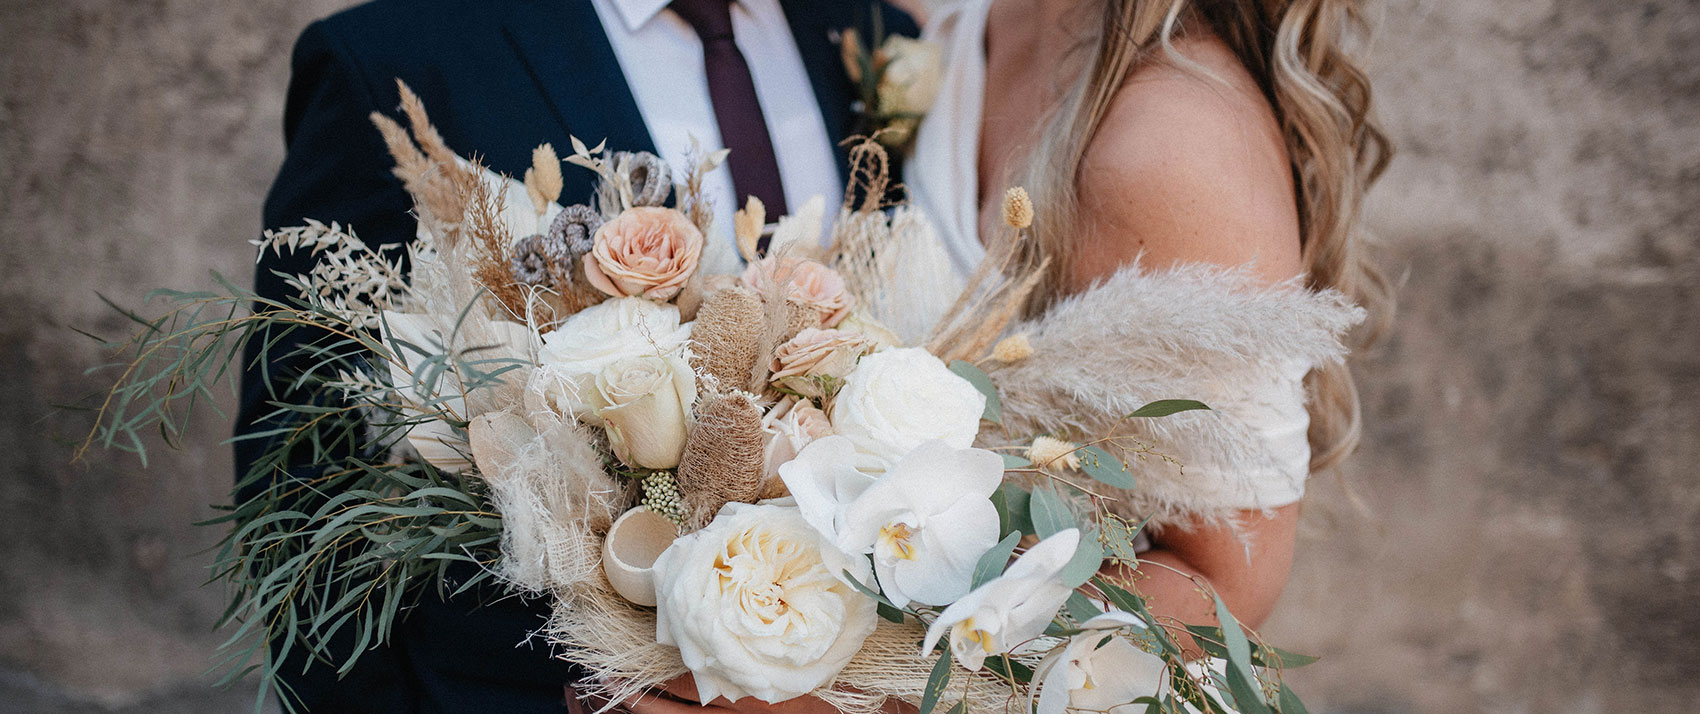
[
  {"left": 877, "top": 601, "right": 906, "bottom": 624},
  {"left": 996, "top": 483, "right": 1034, "bottom": 536},
  {"left": 1215, "top": 596, "right": 1271, "bottom": 714},
  {"left": 1065, "top": 591, "right": 1103, "bottom": 622},
  {"left": 1029, "top": 485, "right": 1074, "bottom": 538},
  {"left": 919, "top": 652, "right": 952, "bottom": 714},
  {"left": 982, "top": 655, "right": 1034, "bottom": 684},
  {"left": 1277, "top": 683, "right": 1310, "bottom": 714},
  {"left": 948, "top": 360, "right": 1002, "bottom": 424},
  {"left": 1125, "top": 399, "right": 1210, "bottom": 418},
  {"left": 973, "top": 531, "right": 1024, "bottom": 588},
  {"left": 1000, "top": 453, "right": 1033, "bottom": 469},
  {"left": 1058, "top": 531, "right": 1105, "bottom": 588}
]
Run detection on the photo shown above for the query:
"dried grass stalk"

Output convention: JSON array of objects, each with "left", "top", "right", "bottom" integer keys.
[{"left": 925, "top": 201, "right": 1051, "bottom": 363}]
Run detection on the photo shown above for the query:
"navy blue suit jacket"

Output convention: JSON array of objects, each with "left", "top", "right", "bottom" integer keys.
[{"left": 239, "top": 1, "right": 917, "bottom": 712}]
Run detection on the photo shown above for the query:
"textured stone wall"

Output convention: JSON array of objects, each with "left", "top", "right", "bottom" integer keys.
[{"left": 0, "top": 0, "right": 1693, "bottom": 712}]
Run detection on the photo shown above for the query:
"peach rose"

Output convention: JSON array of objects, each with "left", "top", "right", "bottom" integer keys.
[
  {"left": 584, "top": 207, "right": 704, "bottom": 301},
  {"left": 740, "top": 256, "right": 854, "bottom": 327},
  {"left": 770, "top": 328, "right": 875, "bottom": 398},
  {"left": 761, "top": 398, "right": 835, "bottom": 483}
]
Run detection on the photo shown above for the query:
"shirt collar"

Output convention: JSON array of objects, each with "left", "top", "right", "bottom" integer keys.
[{"left": 611, "top": 0, "right": 676, "bottom": 30}]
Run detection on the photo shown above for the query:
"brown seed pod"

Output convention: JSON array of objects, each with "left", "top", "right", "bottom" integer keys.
[{"left": 675, "top": 391, "right": 766, "bottom": 528}]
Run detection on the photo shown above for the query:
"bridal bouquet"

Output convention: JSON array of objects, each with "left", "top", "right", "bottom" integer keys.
[{"left": 81, "top": 83, "right": 1341, "bottom": 714}]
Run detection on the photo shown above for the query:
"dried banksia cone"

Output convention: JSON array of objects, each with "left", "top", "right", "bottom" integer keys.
[
  {"left": 756, "top": 475, "right": 790, "bottom": 502},
  {"left": 691, "top": 287, "right": 764, "bottom": 388},
  {"left": 780, "top": 298, "right": 823, "bottom": 344},
  {"left": 675, "top": 391, "right": 766, "bottom": 527}
]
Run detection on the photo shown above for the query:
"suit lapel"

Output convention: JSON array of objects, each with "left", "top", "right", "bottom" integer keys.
[
  {"left": 781, "top": 0, "right": 857, "bottom": 184},
  {"left": 500, "top": 0, "right": 658, "bottom": 161}
]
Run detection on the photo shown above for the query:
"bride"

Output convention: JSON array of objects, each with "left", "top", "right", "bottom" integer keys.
[
  {"left": 906, "top": 0, "right": 1390, "bottom": 630},
  {"left": 627, "top": 0, "right": 1388, "bottom": 712}
]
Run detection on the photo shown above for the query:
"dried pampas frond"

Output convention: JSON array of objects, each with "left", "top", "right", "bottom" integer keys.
[
  {"left": 368, "top": 80, "right": 483, "bottom": 242},
  {"left": 464, "top": 176, "right": 533, "bottom": 323},
  {"left": 675, "top": 391, "right": 766, "bottom": 528}
]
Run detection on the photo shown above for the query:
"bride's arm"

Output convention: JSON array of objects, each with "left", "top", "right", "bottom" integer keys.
[{"left": 1074, "top": 35, "right": 1307, "bottom": 631}]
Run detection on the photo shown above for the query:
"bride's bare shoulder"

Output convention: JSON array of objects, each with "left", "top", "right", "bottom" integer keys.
[{"left": 1074, "top": 33, "right": 1301, "bottom": 285}]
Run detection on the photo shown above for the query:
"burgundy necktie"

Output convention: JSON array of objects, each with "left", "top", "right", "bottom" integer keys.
[{"left": 670, "top": 0, "right": 789, "bottom": 216}]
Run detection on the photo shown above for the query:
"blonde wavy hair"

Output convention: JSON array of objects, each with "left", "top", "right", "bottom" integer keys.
[{"left": 1015, "top": 0, "right": 1394, "bottom": 472}]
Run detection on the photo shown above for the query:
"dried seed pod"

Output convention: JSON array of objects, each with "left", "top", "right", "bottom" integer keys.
[
  {"left": 690, "top": 287, "right": 764, "bottom": 388},
  {"left": 542, "top": 205, "right": 609, "bottom": 316},
  {"left": 546, "top": 204, "right": 602, "bottom": 257},
  {"left": 1002, "top": 186, "right": 1033, "bottom": 229},
  {"left": 510, "top": 234, "right": 552, "bottom": 286},
  {"left": 675, "top": 391, "right": 766, "bottom": 527},
  {"left": 621, "top": 151, "right": 673, "bottom": 207}
]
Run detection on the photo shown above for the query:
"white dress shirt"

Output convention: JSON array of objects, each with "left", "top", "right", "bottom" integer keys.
[{"left": 589, "top": 0, "right": 843, "bottom": 273}]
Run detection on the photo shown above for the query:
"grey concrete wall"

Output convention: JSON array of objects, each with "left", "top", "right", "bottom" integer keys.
[{"left": 0, "top": 1, "right": 1693, "bottom": 712}]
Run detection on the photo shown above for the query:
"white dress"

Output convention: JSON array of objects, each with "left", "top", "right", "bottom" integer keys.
[{"left": 899, "top": 0, "right": 1318, "bottom": 516}]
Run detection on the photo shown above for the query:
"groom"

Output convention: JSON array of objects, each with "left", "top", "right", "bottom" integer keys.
[{"left": 240, "top": 0, "right": 918, "bottom": 712}]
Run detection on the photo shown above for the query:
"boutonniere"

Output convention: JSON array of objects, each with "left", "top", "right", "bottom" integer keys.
[{"left": 839, "top": 24, "right": 942, "bottom": 154}]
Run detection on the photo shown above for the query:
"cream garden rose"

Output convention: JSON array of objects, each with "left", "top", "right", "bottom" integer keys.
[
  {"left": 653, "top": 502, "right": 878, "bottom": 704},
  {"left": 584, "top": 206, "right": 704, "bottom": 300},
  {"left": 830, "top": 347, "right": 986, "bottom": 469},
  {"left": 594, "top": 353, "right": 695, "bottom": 469}
]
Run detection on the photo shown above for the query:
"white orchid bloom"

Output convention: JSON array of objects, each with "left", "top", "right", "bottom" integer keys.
[
  {"left": 1035, "top": 610, "right": 1168, "bottom": 714},
  {"left": 777, "top": 435, "right": 880, "bottom": 546},
  {"left": 921, "top": 529, "right": 1080, "bottom": 671},
  {"left": 837, "top": 440, "right": 1003, "bottom": 608}
]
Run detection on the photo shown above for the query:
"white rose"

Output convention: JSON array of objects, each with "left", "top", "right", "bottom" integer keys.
[
  {"left": 829, "top": 348, "right": 986, "bottom": 469},
  {"left": 595, "top": 354, "right": 696, "bottom": 469},
  {"left": 534, "top": 297, "right": 692, "bottom": 420},
  {"left": 653, "top": 502, "right": 878, "bottom": 704}
]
